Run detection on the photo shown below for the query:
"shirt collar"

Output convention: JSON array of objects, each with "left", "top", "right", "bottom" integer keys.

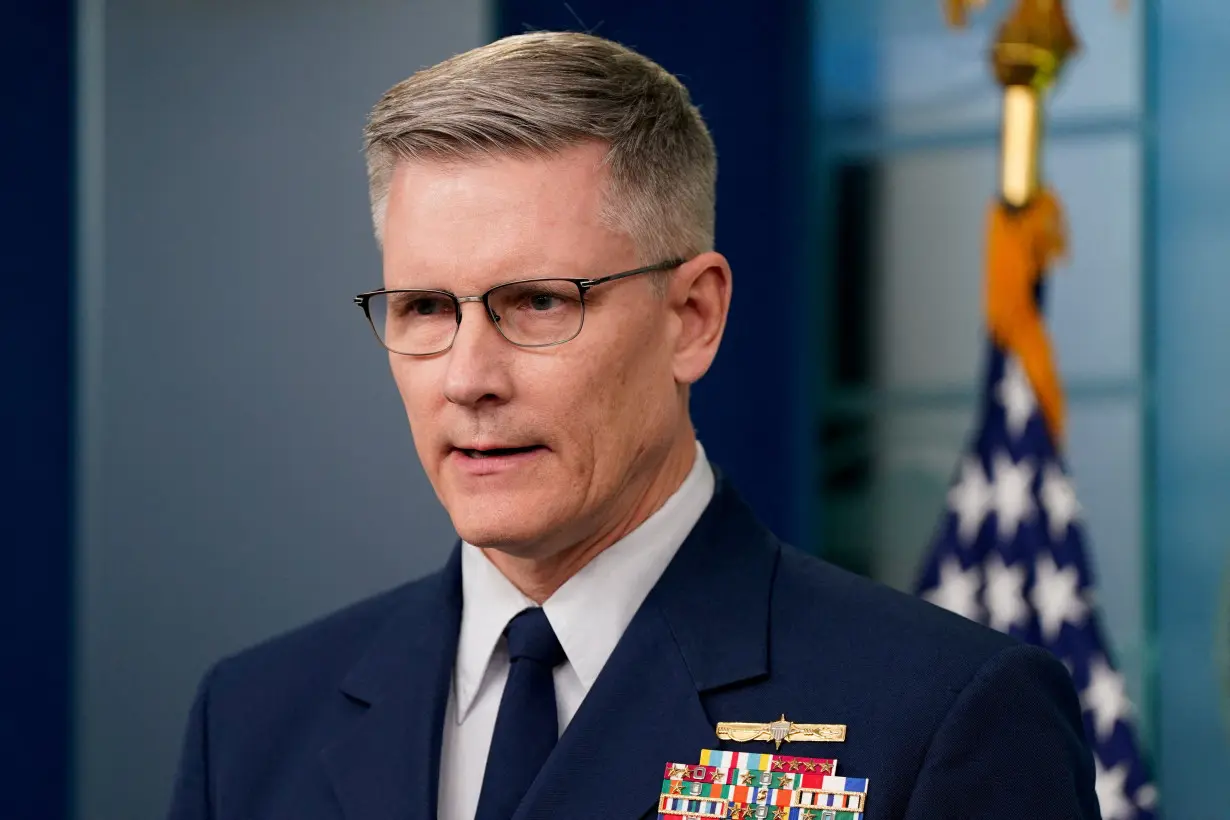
[
  {"left": 454, "top": 544, "right": 535, "bottom": 722},
  {"left": 453, "top": 441, "right": 715, "bottom": 723}
]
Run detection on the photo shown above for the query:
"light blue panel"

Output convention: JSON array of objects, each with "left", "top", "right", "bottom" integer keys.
[
  {"left": 816, "top": 0, "right": 1141, "bottom": 139},
  {"left": 873, "top": 135, "right": 1140, "bottom": 390},
  {"left": 874, "top": 144, "right": 993, "bottom": 389},
  {"left": 1154, "top": 1, "right": 1230, "bottom": 813},
  {"left": 1046, "top": 135, "right": 1142, "bottom": 383},
  {"left": 867, "top": 404, "right": 976, "bottom": 592}
]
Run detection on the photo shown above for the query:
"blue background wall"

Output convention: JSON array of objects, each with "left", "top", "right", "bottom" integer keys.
[{"left": 1, "top": 3, "right": 74, "bottom": 818}]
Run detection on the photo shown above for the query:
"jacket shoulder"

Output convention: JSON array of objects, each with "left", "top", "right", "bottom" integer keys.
[{"left": 772, "top": 543, "right": 1020, "bottom": 683}]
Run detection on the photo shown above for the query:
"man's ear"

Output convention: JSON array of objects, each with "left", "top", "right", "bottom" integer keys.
[{"left": 668, "top": 252, "right": 732, "bottom": 385}]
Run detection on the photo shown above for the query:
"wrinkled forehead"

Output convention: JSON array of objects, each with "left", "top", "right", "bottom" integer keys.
[{"left": 379, "top": 147, "right": 635, "bottom": 292}]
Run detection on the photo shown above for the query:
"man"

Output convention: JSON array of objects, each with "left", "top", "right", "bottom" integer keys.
[{"left": 167, "top": 31, "right": 1100, "bottom": 820}]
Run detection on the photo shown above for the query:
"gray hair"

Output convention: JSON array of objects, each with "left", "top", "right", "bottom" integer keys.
[{"left": 363, "top": 31, "right": 717, "bottom": 264}]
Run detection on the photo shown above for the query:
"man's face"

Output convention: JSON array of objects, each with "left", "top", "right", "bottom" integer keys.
[{"left": 380, "top": 143, "right": 693, "bottom": 556}]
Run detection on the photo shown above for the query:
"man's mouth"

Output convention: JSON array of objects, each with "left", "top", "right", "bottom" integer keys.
[{"left": 455, "top": 445, "right": 545, "bottom": 459}]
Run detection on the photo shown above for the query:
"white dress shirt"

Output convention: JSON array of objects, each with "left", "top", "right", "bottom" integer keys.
[{"left": 437, "top": 441, "right": 716, "bottom": 820}]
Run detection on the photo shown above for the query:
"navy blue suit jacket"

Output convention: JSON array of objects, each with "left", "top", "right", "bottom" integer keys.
[{"left": 167, "top": 474, "right": 1101, "bottom": 819}]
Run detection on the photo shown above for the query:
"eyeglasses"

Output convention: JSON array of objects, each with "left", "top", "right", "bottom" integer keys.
[{"left": 354, "top": 259, "right": 684, "bottom": 356}]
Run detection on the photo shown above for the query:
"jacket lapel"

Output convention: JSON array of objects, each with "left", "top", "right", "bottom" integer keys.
[
  {"left": 320, "top": 546, "right": 462, "bottom": 820},
  {"left": 515, "top": 475, "right": 781, "bottom": 820}
]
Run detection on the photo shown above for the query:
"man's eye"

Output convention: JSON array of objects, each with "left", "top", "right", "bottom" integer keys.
[
  {"left": 390, "top": 294, "right": 453, "bottom": 318},
  {"left": 412, "top": 298, "right": 443, "bottom": 315},
  {"left": 526, "top": 292, "right": 564, "bottom": 311}
]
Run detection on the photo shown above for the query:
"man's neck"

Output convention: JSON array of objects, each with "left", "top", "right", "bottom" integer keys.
[{"left": 482, "top": 432, "right": 699, "bottom": 604}]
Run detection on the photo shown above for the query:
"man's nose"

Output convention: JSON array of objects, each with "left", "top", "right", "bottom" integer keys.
[{"left": 442, "top": 301, "right": 514, "bottom": 407}]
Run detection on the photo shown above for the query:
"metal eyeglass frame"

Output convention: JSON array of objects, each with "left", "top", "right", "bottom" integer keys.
[{"left": 353, "top": 258, "right": 685, "bottom": 355}]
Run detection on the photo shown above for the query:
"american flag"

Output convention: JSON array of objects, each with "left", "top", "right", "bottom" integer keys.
[{"left": 915, "top": 342, "right": 1158, "bottom": 820}]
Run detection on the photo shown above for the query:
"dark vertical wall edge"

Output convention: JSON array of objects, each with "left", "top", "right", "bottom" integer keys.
[
  {"left": 0, "top": 3, "right": 75, "bottom": 819},
  {"left": 493, "top": 0, "right": 816, "bottom": 545}
]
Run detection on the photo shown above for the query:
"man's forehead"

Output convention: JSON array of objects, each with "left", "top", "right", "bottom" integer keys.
[
  {"left": 381, "top": 150, "right": 634, "bottom": 289},
  {"left": 381, "top": 221, "right": 634, "bottom": 293}
]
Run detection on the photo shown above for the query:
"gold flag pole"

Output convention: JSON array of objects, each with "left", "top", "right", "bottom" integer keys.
[
  {"left": 989, "top": 1, "right": 1079, "bottom": 207},
  {"left": 943, "top": 0, "right": 1082, "bottom": 446}
]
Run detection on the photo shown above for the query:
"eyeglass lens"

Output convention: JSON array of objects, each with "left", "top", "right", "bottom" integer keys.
[{"left": 366, "top": 279, "right": 585, "bottom": 354}]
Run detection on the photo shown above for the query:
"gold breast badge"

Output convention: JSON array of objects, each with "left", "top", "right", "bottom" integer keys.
[{"left": 715, "top": 714, "right": 846, "bottom": 748}]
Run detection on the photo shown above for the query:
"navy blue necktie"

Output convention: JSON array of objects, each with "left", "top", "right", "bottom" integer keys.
[{"left": 474, "top": 607, "right": 567, "bottom": 820}]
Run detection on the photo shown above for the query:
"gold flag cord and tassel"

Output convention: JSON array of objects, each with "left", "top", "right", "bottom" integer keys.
[{"left": 985, "top": 189, "right": 1067, "bottom": 444}]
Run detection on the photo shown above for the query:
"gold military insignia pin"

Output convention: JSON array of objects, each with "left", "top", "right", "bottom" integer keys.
[{"left": 715, "top": 714, "right": 847, "bottom": 748}]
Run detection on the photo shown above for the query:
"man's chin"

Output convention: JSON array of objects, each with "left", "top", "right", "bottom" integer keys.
[
  {"left": 452, "top": 519, "right": 549, "bottom": 553},
  {"left": 446, "top": 498, "right": 556, "bottom": 551},
  {"left": 440, "top": 474, "right": 572, "bottom": 549}
]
